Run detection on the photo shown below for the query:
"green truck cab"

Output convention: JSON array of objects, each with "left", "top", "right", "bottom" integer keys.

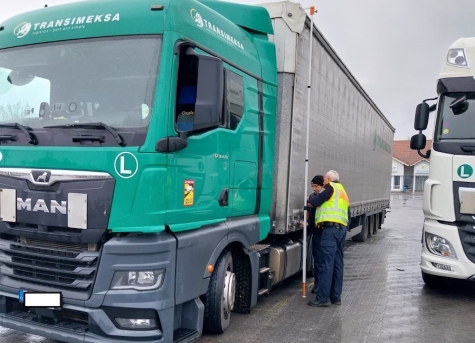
[
  {"left": 0, "top": 1, "right": 394, "bottom": 342},
  {"left": 0, "top": 1, "right": 277, "bottom": 342}
]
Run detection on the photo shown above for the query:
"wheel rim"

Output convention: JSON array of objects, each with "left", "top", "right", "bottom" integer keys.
[
  {"left": 224, "top": 271, "right": 236, "bottom": 312},
  {"left": 220, "top": 254, "right": 235, "bottom": 327}
]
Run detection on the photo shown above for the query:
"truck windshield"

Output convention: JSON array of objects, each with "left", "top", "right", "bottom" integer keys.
[
  {"left": 0, "top": 35, "right": 161, "bottom": 129},
  {"left": 436, "top": 93, "right": 475, "bottom": 141}
]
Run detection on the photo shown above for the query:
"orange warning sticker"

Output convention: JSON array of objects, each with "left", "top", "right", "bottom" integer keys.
[{"left": 184, "top": 180, "right": 195, "bottom": 206}]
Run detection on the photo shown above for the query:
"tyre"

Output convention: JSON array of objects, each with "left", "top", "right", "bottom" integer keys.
[
  {"left": 367, "top": 216, "right": 373, "bottom": 238},
  {"left": 421, "top": 271, "right": 444, "bottom": 288},
  {"left": 373, "top": 214, "right": 380, "bottom": 235},
  {"left": 307, "top": 235, "right": 315, "bottom": 277},
  {"left": 307, "top": 253, "right": 315, "bottom": 278},
  {"left": 203, "top": 250, "right": 236, "bottom": 334},
  {"left": 352, "top": 216, "right": 369, "bottom": 242}
]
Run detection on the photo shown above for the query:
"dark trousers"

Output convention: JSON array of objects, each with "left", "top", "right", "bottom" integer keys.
[
  {"left": 312, "top": 229, "right": 322, "bottom": 286},
  {"left": 316, "top": 226, "right": 346, "bottom": 303}
]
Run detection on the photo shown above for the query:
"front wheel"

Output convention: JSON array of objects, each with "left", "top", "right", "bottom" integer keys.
[{"left": 203, "top": 250, "right": 235, "bottom": 334}]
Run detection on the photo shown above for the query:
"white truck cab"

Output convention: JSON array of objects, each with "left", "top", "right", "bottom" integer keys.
[{"left": 411, "top": 37, "right": 475, "bottom": 286}]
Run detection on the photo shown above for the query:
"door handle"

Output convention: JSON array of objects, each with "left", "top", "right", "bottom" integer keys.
[{"left": 218, "top": 188, "right": 229, "bottom": 206}]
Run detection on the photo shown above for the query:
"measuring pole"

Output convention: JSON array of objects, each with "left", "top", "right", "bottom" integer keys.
[{"left": 302, "top": 5, "right": 315, "bottom": 298}]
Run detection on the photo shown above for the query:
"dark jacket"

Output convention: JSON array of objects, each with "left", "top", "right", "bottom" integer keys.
[{"left": 307, "top": 192, "right": 318, "bottom": 228}]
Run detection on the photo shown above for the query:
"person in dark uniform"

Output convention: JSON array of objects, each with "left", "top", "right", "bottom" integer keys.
[
  {"left": 307, "top": 170, "right": 350, "bottom": 307},
  {"left": 307, "top": 175, "right": 324, "bottom": 294}
]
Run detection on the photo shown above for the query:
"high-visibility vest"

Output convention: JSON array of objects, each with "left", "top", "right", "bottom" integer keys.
[{"left": 315, "top": 182, "right": 349, "bottom": 226}]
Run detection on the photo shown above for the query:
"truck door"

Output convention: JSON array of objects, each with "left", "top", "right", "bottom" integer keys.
[
  {"left": 226, "top": 70, "right": 259, "bottom": 216},
  {"left": 166, "top": 45, "right": 231, "bottom": 228}
]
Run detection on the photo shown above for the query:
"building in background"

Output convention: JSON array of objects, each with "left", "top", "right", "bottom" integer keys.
[{"left": 391, "top": 140, "right": 431, "bottom": 192}]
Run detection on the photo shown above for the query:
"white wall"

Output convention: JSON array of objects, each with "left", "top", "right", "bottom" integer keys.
[
  {"left": 391, "top": 159, "right": 405, "bottom": 191},
  {"left": 414, "top": 160, "right": 430, "bottom": 175},
  {"left": 392, "top": 159, "right": 404, "bottom": 176}
]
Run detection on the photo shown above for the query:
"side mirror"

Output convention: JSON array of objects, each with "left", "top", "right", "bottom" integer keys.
[
  {"left": 155, "top": 136, "right": 188, "bottom": 153},
  {"left": 414, "top": 103, "right": 430, "bottom": 130},
  {"left": 410, "top": 133, "right": 430, "bottom": 158},
  {"left": 7, "top": 70, "right": 35, "bottom": 86},
  {"left": 410, "top": 133, "right": 426, "bottom": 150},
  {"left": 192, "top": 54, "right": 223, "bottom": 132}
]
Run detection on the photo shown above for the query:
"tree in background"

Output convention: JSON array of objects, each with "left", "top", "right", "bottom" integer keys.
[{"left": 0, "top": 101, "right": 31, "bottom": 122}]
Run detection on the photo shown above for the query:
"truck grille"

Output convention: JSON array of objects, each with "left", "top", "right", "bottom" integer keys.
[
  {"left": 458, "top": 225, "right": 475, "bottom": 264},
  {"left": 0, "top": 238, "right": 100, "bottom": 299}
]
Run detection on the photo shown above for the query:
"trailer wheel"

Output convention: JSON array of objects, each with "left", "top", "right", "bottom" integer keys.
[
  {"left": 203, "top": 250, "right": 235, "bottom": 334},
  {"left": 367, "top": 216, "right": 373, "bottom": 239},
  {"left": 352, "top": 216, "right": 368, "bottom": 242},
  {"left": 373, "top": 215, "right": 380, "bottom": 235}
]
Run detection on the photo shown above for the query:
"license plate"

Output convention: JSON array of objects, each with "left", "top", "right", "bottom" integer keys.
[{"left": 20, "top": 290, "right": 62, "bottom": 308}]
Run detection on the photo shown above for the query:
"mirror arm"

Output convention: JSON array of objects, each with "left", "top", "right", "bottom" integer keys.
[
  {"left": 417, "top": 149, "right": 431, "bottom": 159},
  {"left": 423, "top": 97, "right": 438, "bottom": 114},
  {"left": 423, "top": 97, "right": 438, "bottom": 103}
]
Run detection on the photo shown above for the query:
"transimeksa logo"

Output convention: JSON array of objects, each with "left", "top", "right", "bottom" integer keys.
[
  {"left": 13, "top": 13, "right": 120, "bottom": 38},
  {"left": 14, "top": 22, "right": 32, "bottom": 38},
  {"left": 190, "top": 8, "right": 244, "bottom": 50},
  {"left": 190, "top": 9, "right": 204, "bottom": 28}
]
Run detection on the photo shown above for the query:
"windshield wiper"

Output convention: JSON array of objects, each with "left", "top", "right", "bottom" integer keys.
[
  {"left": 44, "top": 122, "right": 126, "bottom": 146},
  {"left": 0, "top": 123, "right": 37, "bottom": 145}
]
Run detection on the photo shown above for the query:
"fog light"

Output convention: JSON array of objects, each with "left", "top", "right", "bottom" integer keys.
[
  {"left": 431, "top": 262, "right": 452, "bottom": 271},
  {"left": 115, "top": 318, "right": 157, "bottom": 330}
]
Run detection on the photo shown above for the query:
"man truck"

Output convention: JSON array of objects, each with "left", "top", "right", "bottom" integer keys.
[
  {"left": 0, "top": 0, "right": 394, "bottom": 342},
  {"left": 411, "top": 37, "right": 475, "bottom": 287}
]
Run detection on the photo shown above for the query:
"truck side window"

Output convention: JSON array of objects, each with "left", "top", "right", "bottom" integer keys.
[
  {"left": 175, "top": 51, "right": 198, "bottom": 132},
  {"left": 227, "top": 71, "right": 244, "bottom": 130}
]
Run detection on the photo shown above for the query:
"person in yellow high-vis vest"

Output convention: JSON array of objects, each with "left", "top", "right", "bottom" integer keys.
[{"left": 307, "top": 170, "right": 350, "bottom": 307}]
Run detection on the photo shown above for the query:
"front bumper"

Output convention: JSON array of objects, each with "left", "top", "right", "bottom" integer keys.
[
  {"left": 421, "top": 219, "right": 475, "bottom": 279},
  {"left": 0, "top": 294, "right": 170, "bottom": 343},
  {"left": 0, "top": 232, "right": 178, "bottom": 343}
]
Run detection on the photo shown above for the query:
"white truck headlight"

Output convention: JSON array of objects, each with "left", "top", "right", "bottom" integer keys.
[
  {"left": 425, "top": 233, "right": 457, "bottom": 259},
  {"left": 110, "top": 270, "right": 165, "bottom": 290},
  {"left": 447, "top": 48, "right": 469, "bottom": 68}
]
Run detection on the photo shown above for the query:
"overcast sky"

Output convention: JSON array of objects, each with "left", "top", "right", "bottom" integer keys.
[{"left": 1, "top": 0, "right": 474, "bottom": 140}]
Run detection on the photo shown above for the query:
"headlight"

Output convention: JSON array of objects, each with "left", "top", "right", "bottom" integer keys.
[
  {"left": 425, "top": 233, "right": 457, "bottom": 259},
  {"left": 110, "top": 270, "right": 165, "bottom": 291},
  {"left": 447, "top": 48, "right": 469, "bottom": 68}
]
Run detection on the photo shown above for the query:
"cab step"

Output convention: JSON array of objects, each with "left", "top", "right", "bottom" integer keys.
[
  {"left": 258, "top": 288, "right": 269, "bottom": 296},
  {"left": 173, "top": 328, "right": 199, "bottom": 343}
]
